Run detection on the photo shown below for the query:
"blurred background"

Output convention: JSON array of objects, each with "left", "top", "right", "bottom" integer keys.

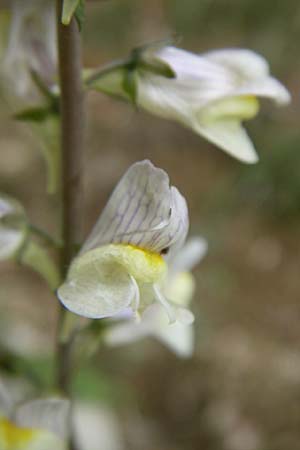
[{"left": 1, "top": 1, "right": 300, "bottom": 449}]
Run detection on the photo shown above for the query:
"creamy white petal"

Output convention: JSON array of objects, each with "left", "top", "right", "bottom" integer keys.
[
  {"left": 57, "top": 252, "right": 137, "bottom": 319},
  {"left": 0, "top": 419, "right": 67, "bottom": 450},
  {"left": 2, "top": 0, "right": 56, "bottom": 97},
  {"left": 106, "top": 303, "right": 194, "bottom": 358},
  {"left": 228, "top": 77, "right": 291, "bottom": 105},
  {"left": 0, "top": 194, "right": 27, "bottom": 260},
  {"left": 143, "top": 304, "right": 194, "bottom": 357},
  {"left": 22, "top": 431, "right": 68, "bottom": 450},
  {"left": 0, "top": 381, "right": 13, "bottom": 417},
  {"left": 154, "top": 319, "right": 194, "bottom": 358},
  {"left": 0, "top": 229, "right": 24, "bottom": 260},
  {"left": 202, "top": 48, "right": 290, "bottom": 105},
  {"left": 14, "top": 398, "right": 70, "bottom": 440},
  {"left": 192, "top": 118, "right": 258, "bottom": 163},
  {"left": 163, "top": 272, "right": 196, "bottom": 309},
  {"left": 203, "top": 48, "right": 270, "bottom": 79},
  {"left": 81, "top": 160, "right": 188, "bottom": 255},
  {"left": 105, "top": 319, "right": 149, "bottom": 345},
  {"left": 154, "top": 46, "right": 230, "bottom": 85},
  {"left": 73, "top": 403, "right": 123, "bottom": 450},
  {"left": 168, "top": 237, "right": 208, "bottom": 274}
]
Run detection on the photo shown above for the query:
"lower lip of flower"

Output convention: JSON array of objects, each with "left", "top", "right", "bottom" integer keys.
[
  {"left": 101, "top": 243, "right": 167, "bottom": 283},
  {"left": 200, "top": 95, "right": 260, "bottom": 122},
  {"left": 0, "top": 417, "right": 38, "bottom": 447}
]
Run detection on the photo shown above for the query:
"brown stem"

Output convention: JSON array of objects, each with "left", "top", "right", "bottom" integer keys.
[{"left": 55, "top": 0, "right": 84, "bottom": 397}]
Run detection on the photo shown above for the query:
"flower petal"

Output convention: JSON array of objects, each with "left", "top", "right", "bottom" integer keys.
[
  {"left": 0, "top": 229, "right": 24, "bottom": 260},
  {"left": 168, "top": 237, "right": 208, "bottom": 274},
  {"left": 57, "top": 251, "right": 137, "bottom": 319},
  {"left": 0, "top": 194, "right": 27, "bottom": 261},
  {"left": 193, "top": 118, "right": 258, "bottom": 163},
  {"left": 105, "top": 303, "right": 194, "bottom": 358},
  {"left": 203, "top": 48, "right": 270, "bottom": 78},
  {"left": 81, "top": 160, "right": 188, "bottom": 255},
  {"left": 164, "top": 272, "right": 196, "bottom": 308},
  {"left": 0, "top": 381, "right": 13, "bottom": 417},
  {"left": 0, "top": 417, "right": 67, "bottom": 450},
  {"left": 14, "top": 398, "right": 70, "bottom": 440},
  {"left": 203, "top": 48, "right": 291, "bottom": 105}
]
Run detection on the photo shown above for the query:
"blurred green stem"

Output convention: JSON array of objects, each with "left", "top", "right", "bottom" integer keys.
[
  {"left": 55, "top": 2, "right": 84, "bottom": 447},
  {"left": 28, "top": 223, "right": 62, "bottom": 248}
]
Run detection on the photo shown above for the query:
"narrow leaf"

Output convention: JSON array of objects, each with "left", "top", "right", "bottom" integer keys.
[
  {"left": 14, "top": 106, "right": 55, "bottom": 123},
  {"left": 62, "top": 0, "right": 80, "bottom": 25},
  {"left": 18, "top": 239, "right": 61, "bottom": 290},
  {"left": 75, "top": 0, "right": 85, "bottom": 30},
  {"left": 122, "top": 69, "right": 138, "bottom": 104}
]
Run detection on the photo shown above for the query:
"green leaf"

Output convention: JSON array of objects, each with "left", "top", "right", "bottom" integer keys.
[
  {"left": 122, "top": 69, "right": 138, "bottom": 104},
  {"left": 18, "top": 239, "right": 61, "bottom": 291},
  {"left": 62, "top": 0, "right": 80, "bottom": 25},
  {"left": 75, "top": 0, "right": 85, "bottom": 30},
  {"left": 14, "top": 106, "right": 56, "bottom": 123},
  {"left": 139, "top": 57, "right": 176, "bottom": 79}
]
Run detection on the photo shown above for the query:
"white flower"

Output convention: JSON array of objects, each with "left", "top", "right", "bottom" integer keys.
[
  {"left": 0, "top": 379, "right": 70, "bottom": 450},
  {"left": 0, "top": 194, "right": 27, "bottom": 261},
  {"left": 90, "top": 46, "right": 291, "bottom": 163},
  {"left": 57, "top": 160, "right": 191, "bottom": 324},
  {"left": 105, "top": 237, "right": 207, "bottom": 358},
  {"left": 0, "top": 0, "right": 56, "bottom": 98},
  {"left": 73, "top": 403, "right": 124, "bottom": 450}
]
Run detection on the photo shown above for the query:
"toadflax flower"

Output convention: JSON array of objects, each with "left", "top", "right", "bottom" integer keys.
[
  {"left": 0, "top": 0, "right": 56, "bottom": 99},
  {"left": 0, "top": 193, "right": 60, "bottom": 290},
  {"left": 0, "top": 194, "right": 27, "bottom": 261},
  {"left": 105, "top": 237, "right": 207, "bottom": 358},
  {"left": 89, "top": 46, "right": 291, "bottom": 163},
  {"left": 0, "top": 0, "right": 59, "bottom": 194},
  {"left": 0, "top": 379, "right": 70, "bottom": 450},
  {"left": 57, "top": 160, "right": 192, "bottom": 325}
]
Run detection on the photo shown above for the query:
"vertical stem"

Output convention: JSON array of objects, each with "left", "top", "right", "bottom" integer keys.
[{"left": 55, "top": 0, "right": 84, "bottom": 396}]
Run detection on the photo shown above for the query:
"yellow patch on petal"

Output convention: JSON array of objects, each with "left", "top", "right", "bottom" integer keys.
[
  {"left": 113, "top": 244, "right": 167, "bottom": 282},
  {"left": 0, "top": 417, "right": 39, "bottom": 450},
  {"left": 201, "top": 95, "right": 260, "bottom": 122},
  {"left": 75, "top": 244, "right": 167, "bottom": 284}
]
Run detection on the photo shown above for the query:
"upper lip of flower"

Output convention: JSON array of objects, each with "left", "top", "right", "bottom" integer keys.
[{"left": 80, "top": 159, "right": 189, "bottom": 255}]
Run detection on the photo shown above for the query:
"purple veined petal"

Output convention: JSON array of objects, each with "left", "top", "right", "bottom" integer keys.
[{"left": 81, "top": 160, "right": 189, "bottom": 255}]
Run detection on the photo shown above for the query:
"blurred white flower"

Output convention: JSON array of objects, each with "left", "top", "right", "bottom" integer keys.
[
  {"left": 105, "top": 237, "right": 207, "bottom": 358},
  {"left": 0, "top": 193, "right": 60, "bottom": 289},
  {"left": 0, "top": 1, "right": 59, "bottom": 194},
  {"left": 0, "top": 379, "right": 70, "bottom": 450},
  {"left": 90, "top": 46, "right": 291, "bottom": 163},
  {"left": 73, "top": 403, "right": 124, "bottom": 450},
  {"left": 0, "top": 0, "right": 56, "bottom": 99},
  {"left": 57, "top": 160, "right": 192, "bottom": 325},
  {"left": 0, "top": 194, "right": 27, "bottom": 261}
]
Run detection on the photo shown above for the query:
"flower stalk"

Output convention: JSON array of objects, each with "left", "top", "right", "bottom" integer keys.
[{"left": 55, "top": 0, "right": 84, "bottom": 400}]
